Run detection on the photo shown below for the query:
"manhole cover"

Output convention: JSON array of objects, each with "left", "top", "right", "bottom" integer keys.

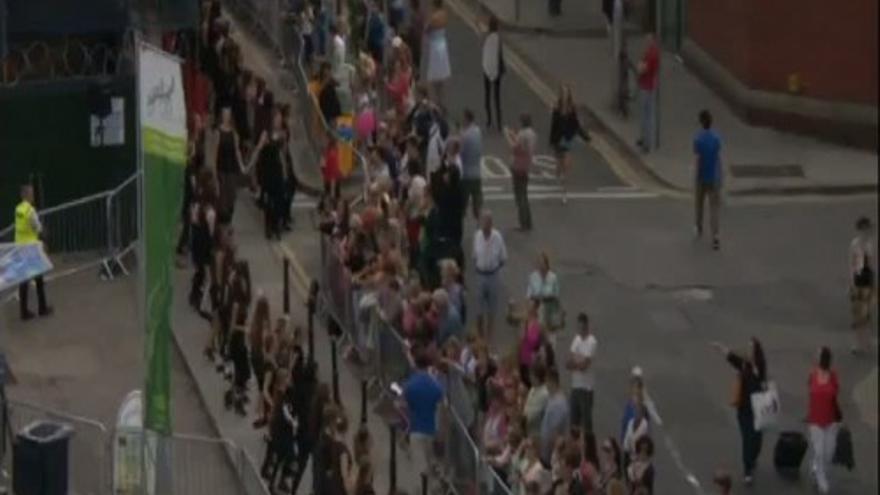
[{"left": 730, "top": 164, "right": 804, "bottom": 178}]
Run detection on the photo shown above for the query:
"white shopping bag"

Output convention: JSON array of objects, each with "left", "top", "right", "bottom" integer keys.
[{"left": 751, "top": 381, "right": 781, "bottom": 431}]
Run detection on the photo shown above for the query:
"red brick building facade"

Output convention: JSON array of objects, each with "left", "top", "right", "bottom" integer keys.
[{"left": 685, "top": 0, "right": 878, "bottom": 146}]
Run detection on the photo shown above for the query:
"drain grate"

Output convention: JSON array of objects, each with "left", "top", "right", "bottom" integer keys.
[{"left": 730, "top": 164, "right": 804, "bottom": 178}]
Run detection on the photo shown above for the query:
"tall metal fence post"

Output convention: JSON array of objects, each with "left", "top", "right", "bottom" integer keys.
[
  {"left": 283, "top": 257, "right": 291, "bottom": 314},
  {"left": 307, "top": 281, "right": 318, "bottom": 365},
  {"left": 388, "top": 424, "right": 397, "bottom": 495},
  {"left": 360, "top": 379, "right": 368, "bottom": 425},
  {"left": 330, "top": 336, "right": 340, "bottom": 403}
]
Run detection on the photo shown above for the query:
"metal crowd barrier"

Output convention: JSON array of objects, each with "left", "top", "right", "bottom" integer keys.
[
  {"left": 225, "top": 0, "right": 371, "bottom": 196},
  {"left": 316, "top": 232, "right": 515, "bottom": 494},
  {"left": 0, "top": 171, "right": 139, "bottom": 279},
  {"left": 1, "top": 398, "right": 268, "bottom": 495}
]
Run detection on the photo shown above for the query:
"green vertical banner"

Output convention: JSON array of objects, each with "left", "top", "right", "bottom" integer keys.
[{"left": 138, "top": 43, "right": 187, "bottom": 435}]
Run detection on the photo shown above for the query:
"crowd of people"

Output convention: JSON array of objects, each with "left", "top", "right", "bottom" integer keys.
[
  {"left": 166, "top": 0, "right": 874, "bottom": 494},
  {"left": 173, "top": 2, "right": 392, "bottom": 494}
]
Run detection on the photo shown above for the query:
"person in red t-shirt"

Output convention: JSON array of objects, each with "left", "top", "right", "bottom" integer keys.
[
  {"left": 322, "top": 135, "right": 342, "bottom": 200},
  {"left": 636, "top": 32, "right": 660, "bottom": 153},
  {"left": 807, "top": 346, "right": 840, "bottom": 494}
]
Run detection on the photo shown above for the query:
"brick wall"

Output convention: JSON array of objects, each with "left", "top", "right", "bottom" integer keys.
[{"left": 688, "top": 0, "right": 878, "bottom": 105}]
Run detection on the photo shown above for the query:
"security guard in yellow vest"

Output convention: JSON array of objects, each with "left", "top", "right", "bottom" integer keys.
[{"left": 15, "top": 184, "right": 52, "bottom": 320}]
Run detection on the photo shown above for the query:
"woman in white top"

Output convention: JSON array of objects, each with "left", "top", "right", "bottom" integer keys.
[
  {"left": 481, "top": 15, "right": 504, "bottom": 130},
  {"left": 425, "top": 0, "right": 452, "bottom": 106},
  {"left": 849, "top": 216, "right": 875, "bottom": 354},
  {"left": 622, "top": 401, "right": 649, "bottom": 464},
  {"left": 526, "top": 252, "right": 561, "bottom": 332}
]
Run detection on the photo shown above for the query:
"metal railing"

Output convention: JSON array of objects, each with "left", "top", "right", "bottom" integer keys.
[
  {"left": 1, "top": 398, "right": 268, "bottom": 495},
  {"left": 225, "top": 0, "right": 371, "bottom": 198},
  {"left": 0, "top": 172, "right": 139, "bottom": 279},
  {"left": 317, "top": 231, "right": 515, "bottom": 495}
]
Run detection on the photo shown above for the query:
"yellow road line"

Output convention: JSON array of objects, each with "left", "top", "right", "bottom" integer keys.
[{"left": 446, "top": 0, "right": 682, "bottom": 199}]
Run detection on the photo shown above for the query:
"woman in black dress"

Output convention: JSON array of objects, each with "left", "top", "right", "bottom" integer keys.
[
  {"left": 215, "top": 107, "right": 245, "bottom": 224},
  {"left": 253, "top": 107, "right": 291, "bottom": 240},
  {"left": 225, "top": 260, "right": 252, "bottom": 415},
  {"left": 549, "top": 85, "right": 589, "bottom": 204},
  {"left": 189, "top": 169, "right": 218, "bottom": 316}
]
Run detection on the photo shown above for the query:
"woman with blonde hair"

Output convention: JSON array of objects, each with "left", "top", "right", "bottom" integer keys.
[{"left": 549, "top": 85, "right": 589, "bottom": 204}]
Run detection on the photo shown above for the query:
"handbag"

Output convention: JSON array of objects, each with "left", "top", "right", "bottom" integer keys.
[
  {"left": 750, "top": 381, "right": 781, "bottom": 431},
  {"left": 832, "top": 424, "right": 855, "bottom": 471},
  {"left": 544, "top": 299, "right": 566, "bottom": 330}
]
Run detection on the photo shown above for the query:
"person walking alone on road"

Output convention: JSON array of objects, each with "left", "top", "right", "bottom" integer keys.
[
  {"left": 807, "top": 346, "right": 841, "bottom": 494},
  {"left": 481, "top": 15, "right": 504, "bottom": 131},
  {"left": 849, "top": 216, "right": 874, "bottom": 354},
  {"left": 550, "top": 85, "right": 590, "bottom": 204},
  {"left": 505, "top": 113, "right": 536, "bottom": 231},
  {"left": 693, "top": 109, "right": 723, "bottom": 250},
  {"left": 425, "top": 0, "right": 451, "bottom": 108},
  {"left": 712, "top": 337, "right": 768, "bottom": 485},
  {"left": 460, "top": 108, "right": 484, "bottom": 220},
  {"left": 636, "top": 31, "right": 659, "bottom": 153},
  {"left": 567, "top": 313, "right": 598, "bottom": 436},
  {"left": 15, "top": 184, "right": 52, "bottom": 320}
]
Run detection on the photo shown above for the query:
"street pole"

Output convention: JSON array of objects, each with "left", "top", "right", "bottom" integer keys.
[
  {"left": 283, "top": 257, "right": 290, "bottom": 314},
  {"left": 654, "top": 0, "right": 662, "bottom": 149}
]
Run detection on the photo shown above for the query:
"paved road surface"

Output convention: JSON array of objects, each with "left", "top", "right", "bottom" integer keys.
[{"left": 280, "top": 6, "right": 880, "bottom": 494}]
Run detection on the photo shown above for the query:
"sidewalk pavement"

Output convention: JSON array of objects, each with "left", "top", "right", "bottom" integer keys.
[
  {"left": 1, "top": 270, "right": 240, "bottom": 493},
  {"left": 477, "top": 0, "right": 640, "bottom": 37},
  {"left": 227, "top": 10, "right": 366, "bottom": 198},
  {"left": 171, "top": 195, "right": 422, "bottom": 494},
  {"left": 456, "top": 0, "right": 879, "bottom": 196},
  {"left": 225, "top": 13, "right": 324, "bottom": 195}
]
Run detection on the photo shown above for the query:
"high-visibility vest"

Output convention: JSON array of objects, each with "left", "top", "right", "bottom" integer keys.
[{"left": 14, "top": 201, "right": 39, "bottom": 244}]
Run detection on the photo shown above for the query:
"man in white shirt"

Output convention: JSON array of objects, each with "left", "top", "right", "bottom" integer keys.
[
  {"left": 472, "top": 211, "right": 507, "bottom": 341},
  {"left": 566, "top": 312, "right": 597, "bottom": 434}
]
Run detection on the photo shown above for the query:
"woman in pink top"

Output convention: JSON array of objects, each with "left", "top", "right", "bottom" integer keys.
[
  {"left": 519, "top": 301, "right": 543, "bottom": 388},
  {"left": 807, "top": 346, "right": 840, "bottom": 494}
]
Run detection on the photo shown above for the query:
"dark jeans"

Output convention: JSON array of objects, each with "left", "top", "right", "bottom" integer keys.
[
  {"left": 570, "top": 388, "right": 594, "bottom": 434},
  {"left": 483, "top": 74, "right": 502, "bottom": 130},
  {"left": 19, "top": 276, "right": 48, "bottom": 317},
  {"left": 512, "top": 173, "right": 532, "bottom": 229},
  {"left": 461, "top": 178, "right": 483, "bottom": 220},
  {"left": 737, "top": 409, "right": 763, "bottom": 476},
  {"left": 549, "top": 0, "right": 562, "bottom": 15}
]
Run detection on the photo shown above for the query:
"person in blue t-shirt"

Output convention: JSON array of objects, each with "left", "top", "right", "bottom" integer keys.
[
  {"left": 693, "top": 109, "right": 723, "bottom": 250},
  {"left": 402, "top": 349, "right": 444, "bottom": 492}
]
